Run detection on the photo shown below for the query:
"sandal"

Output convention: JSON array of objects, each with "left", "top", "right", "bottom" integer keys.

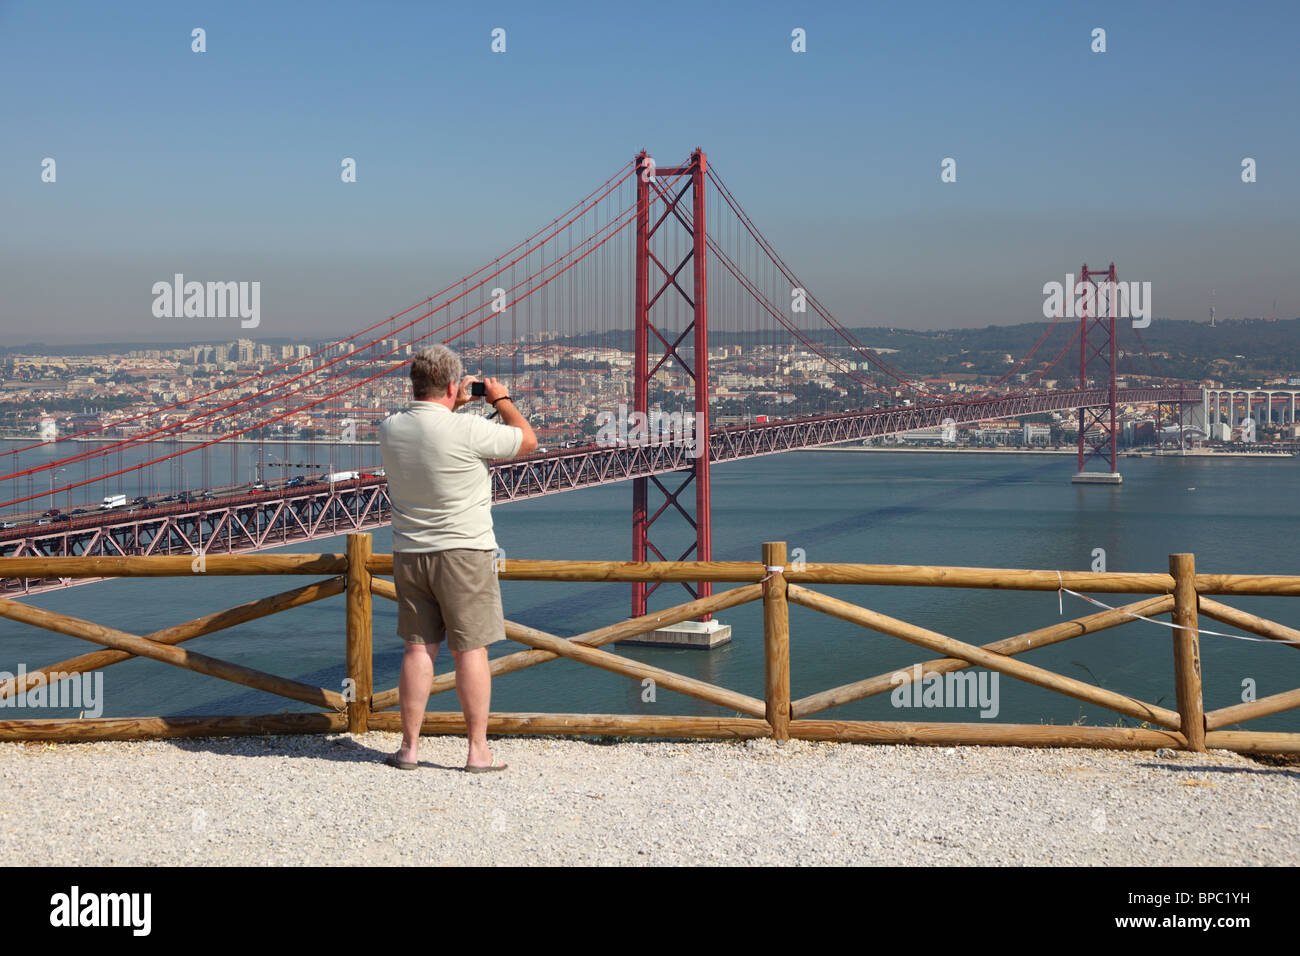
[{"left": 464, "top": 761, "right": 507, "bottom": 773}]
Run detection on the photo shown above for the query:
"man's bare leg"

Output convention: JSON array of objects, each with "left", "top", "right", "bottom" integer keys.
[
  {"left": 451, "top": 646, "right": 500, "bottom": 769},
  {"left": 397, "top": 641, "right": 436, "bottom": 764}
]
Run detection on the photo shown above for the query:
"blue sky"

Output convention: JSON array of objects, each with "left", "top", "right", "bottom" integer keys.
[{"left": 1, "top": 0, "right": 1296, "bottom": 343}]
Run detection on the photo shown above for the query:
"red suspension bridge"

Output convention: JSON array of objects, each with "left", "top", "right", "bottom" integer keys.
[{"left": 0, "top": 149, "right": 1198, "bottom": 599}]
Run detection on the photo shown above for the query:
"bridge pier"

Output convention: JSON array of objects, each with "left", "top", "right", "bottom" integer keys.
[
  {"left": 1071, "top": 471, "right": 1122, "bottom": 485},
  {"left": 1072, "top": 263, "right": 1122, "bottom": 485},
  {"left": 623, "top": 619, "right": 733, "bottom": 649}
]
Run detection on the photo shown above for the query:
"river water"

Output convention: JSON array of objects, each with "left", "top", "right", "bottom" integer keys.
[{"left": 3, "top": 446, "right": 1298, "bottom": 732}]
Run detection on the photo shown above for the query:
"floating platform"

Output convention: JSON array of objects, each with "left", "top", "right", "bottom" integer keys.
[
  {"left": 1071, "top": 472, "right": 1123, "bottom": 485},
  {"left": 623, "top": 619, "right": 732, "bottom": 649}
]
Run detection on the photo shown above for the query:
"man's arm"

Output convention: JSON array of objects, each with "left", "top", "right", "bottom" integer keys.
[{"left": 483, "top": 377, "right": 538, "bottom": 456}]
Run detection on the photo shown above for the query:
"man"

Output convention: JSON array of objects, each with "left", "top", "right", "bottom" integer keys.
[{"left": 378, "top": 344, "right": 537, "bottom": 772}]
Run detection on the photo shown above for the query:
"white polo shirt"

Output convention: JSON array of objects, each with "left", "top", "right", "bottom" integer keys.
[{"left": 379, "top": 401, "right": 522, "bottom": 553}]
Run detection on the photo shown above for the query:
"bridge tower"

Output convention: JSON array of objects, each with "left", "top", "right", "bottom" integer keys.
[
  {"left": 1072, "top": 262, "right": 1122, "bottom": 485},
  {"left": 630, "top": 148, "right": 719, "bottom": 630}
]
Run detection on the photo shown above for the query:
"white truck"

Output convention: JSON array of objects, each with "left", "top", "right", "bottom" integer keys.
[
  {"left": 324, "top": 470, "right": 360, "bottom": 484},
  {"left": 100, "top": 494, "right": 127, "bottom": 510}
]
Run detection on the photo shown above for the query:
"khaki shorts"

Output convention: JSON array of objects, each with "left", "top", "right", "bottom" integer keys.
[{"left": 393, "top": 549, "right": 505, "bottom": 652}]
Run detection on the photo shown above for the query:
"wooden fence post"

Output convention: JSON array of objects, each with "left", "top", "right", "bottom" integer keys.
[
  {"left": 1169, "top": 552, "right": 1205, "bottom": 751},
  {"left": 346, "top": 533, "right": 374, "bottom": 733},
  {"left": 762, "top": 541, "right": 791, "bottom": 741}
]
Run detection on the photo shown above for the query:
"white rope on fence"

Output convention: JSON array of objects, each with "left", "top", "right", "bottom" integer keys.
[{"left": 1053, "top": 571, "right": 1300, "bottom": 645}]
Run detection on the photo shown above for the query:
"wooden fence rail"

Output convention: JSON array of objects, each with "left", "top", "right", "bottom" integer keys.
[{"left": 0, "top": 536, "right": 1297, "bottom": 753}]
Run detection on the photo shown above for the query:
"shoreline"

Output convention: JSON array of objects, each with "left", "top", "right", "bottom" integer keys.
[{"left": 805, "top": 445, "right": 1295, "bottom": 459}]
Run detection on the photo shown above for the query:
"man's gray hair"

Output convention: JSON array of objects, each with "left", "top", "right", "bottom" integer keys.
[{"left": 410, "top": 345, "right": 463, "bottom": 399}]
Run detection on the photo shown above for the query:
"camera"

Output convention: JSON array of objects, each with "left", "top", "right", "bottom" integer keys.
[{"left": 470, "top": 381, "right": 487, "bottom": 397}]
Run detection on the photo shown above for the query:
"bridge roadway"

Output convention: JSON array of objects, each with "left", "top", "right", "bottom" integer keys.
[{"left": 0, "top": 386, "right": 1198, "bottom": 595}]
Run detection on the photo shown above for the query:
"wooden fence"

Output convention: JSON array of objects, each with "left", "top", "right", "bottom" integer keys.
[{"left": 0, "top": 534, "right": 1297, "bottom": 753}]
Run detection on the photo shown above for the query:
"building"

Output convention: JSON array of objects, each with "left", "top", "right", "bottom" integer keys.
[
  {"left": 901, "top": 426, "right": 945, "bottom": 445},
  {"left": 232, "top": 339, "right": 255, "bottom": 363},
  {"left": 972, "top": 427, "right": 1015, "bottom": 445},
  {"left": 1023, "top": 423, "right": 1051, "bottom": 445}
]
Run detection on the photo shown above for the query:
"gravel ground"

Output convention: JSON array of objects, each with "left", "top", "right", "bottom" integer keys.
[{"left": 1, "top": 733, "right": 1295, "bottom": 866}]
